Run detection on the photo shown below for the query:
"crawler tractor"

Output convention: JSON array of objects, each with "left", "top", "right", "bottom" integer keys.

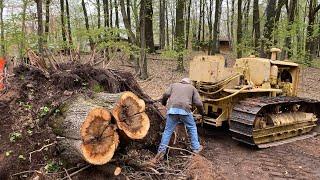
[{"left": 190, "top": 49, "right": 320, "bottom": 148}]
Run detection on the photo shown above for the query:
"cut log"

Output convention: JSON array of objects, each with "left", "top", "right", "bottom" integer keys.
[
  {"left": 93, "top": 91, "right": 150, "bottom": 139},
  {"left": 51, "top": 95, "right": 119, "bottom": 165}
]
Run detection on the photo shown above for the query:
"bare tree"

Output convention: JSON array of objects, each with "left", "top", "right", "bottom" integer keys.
[
  {"left": 145, "top": 0, "right": 155, "bottom": 52},
  {"left": 139, "top": 0, "right": 148, "bottom": 79},
  {"left": 81, "top": 0, "right": 94, "bottom": 51},
  {"left": 283, "top": 0, "right": 297, "bottom": 59},
  {"left": 44, "top": 0, "right": 50, "bottom": 44},
  {"left": 237, "top": 0, "right": 243, "bottom": 58},
  {"left": 60, "top": 0, "right": 67, "bottom": 52},
  {"left": 197, "top": 0, "right": 203, "bottom": 50},
  {"left": 260, "top": 0, "right": 276, "bottom": 57},
  {"left": 103, "top": 0, "right": 110, "bottom": 27},
  {"left": 253, "top": 0, "right": 261, "bottom": 54},
  {"left": 66, "top": 0, "right": 73, "bottom": 48},
  {"left": 35, "top": 0, "right": 44, "bottom": 56},
  {"left": 211, "top": 0, "right": 223, "bottom": 55},
  {"left": 185, "top": 0, "right": 192, "bottom": 49},
  {"left": 0, "top": 0, "right": 5, "bottom": 56},
  {"left": 160, "top": 0, "right": 166, "bottom": 49}
]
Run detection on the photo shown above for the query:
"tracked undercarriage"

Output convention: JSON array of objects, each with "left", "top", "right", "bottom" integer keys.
[
  {"left": 190, "top": 49, "right": 320, "bottom": 148},
  {"left": 230, "top": 96, "right": 319, "bottom": 148}
]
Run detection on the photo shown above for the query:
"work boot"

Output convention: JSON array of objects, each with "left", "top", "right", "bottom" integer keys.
[{"left": 193, "top": 145, "right": 203, "bottom": 154}]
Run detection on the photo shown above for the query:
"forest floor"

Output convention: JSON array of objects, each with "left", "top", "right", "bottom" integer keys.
[{"left": 109, "top": 51, "right": 320, "bottom": 180}]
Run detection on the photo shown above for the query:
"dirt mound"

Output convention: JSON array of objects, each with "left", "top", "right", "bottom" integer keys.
[
  {"left": 185, "top": 154, "right": 224, "bottom": 180},
  {"left": 0, "top": 63, "right": 165, "bottom": 179}
]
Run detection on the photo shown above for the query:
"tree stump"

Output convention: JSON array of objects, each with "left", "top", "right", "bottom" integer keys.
[
  {"left": 93, "top": 91, "right": 150, "bottom": 139},
  {"left": 50, "top": 95, "right": 119, "bottom": 165}
]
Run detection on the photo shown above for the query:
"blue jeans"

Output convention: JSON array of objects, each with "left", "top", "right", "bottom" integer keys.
[{"left": 158, "top": 114, "right": 201, "bottom": 153}]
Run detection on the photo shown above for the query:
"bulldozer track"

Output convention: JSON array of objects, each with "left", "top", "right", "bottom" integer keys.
[{"left": 229, "top": 96, "right": 320, "bottom": 147}]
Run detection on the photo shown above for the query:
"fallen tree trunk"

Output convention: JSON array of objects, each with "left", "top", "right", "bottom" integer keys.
[
  {"left": 51, "top": 95, "right": 119, "bottom": 165},
  {"left": 93, "top": 91, "right": 150, "bottom": 139}
]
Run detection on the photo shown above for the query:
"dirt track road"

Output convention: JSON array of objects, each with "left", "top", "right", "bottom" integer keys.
[{"left": 200, "top": 127, "right": 320, "bottom": 180}]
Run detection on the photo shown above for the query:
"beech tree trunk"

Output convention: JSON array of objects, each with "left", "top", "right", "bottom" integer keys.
[{"left": 51, "top": 95, "right": 119, "bottom": 165}]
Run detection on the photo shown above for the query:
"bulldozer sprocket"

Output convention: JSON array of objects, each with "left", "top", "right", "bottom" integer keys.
[{"left": 229, "top": 96, "right": 320, "bottom": 148}]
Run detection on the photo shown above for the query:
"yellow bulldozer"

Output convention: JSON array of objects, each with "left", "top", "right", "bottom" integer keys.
[{"left": 190, "top": 48, "right": 320, "bottom": 148}]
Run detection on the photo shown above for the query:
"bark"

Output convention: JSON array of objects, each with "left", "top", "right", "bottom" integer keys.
[
  {"left": 139, "top": 0, "right": 149, "bottom": 79},
  {"left": 160, "top": 0, "right": 166, "bottom": 49},
  {"left": 103, "top": 0, "right": 110, "bottom": 27},
  {"left": 50, "top": 95, "right": 119, "bottom": 165},
  {"left": 35, "top": 0, "right": 44, "bottom": 56},
  {"left": 126, "top": 0, "right": 131, "bottom": 28},
  {"left": 207, "top": 0, "right": 213, "bottom": 54},
  {"left": 82, "top": 0, "right": 94, "bottom": 51},
  {"left": 175, "top": 0, "right": 185, "bottom": 71},
  {"left": 211, "top": 0, "right": 223, "bottom": 55},
  {"left": 283, "top": 0, "right": 297, "bottom": 59},
  {"left": 185, "top": 0, "right": 192, "bottom": 49},
  {"left": 253, "top": 0, "right": 261, "bottom": 54},
  {"left": 44, "top": 0, "right": 50, "bottom": 44},
  {"left": 244, "top": 0, "right": 250, "bottom": 33},
  {"left": 230, "top": 0, "right": 235, "bottom": 51},
  {"left": 197, "top": 0, "right": 203, "bottom": 50},
  {"left": 237, "top": 0, "right": 243, "bottom": 58},
  {"left": 110, "top": 0, "right": 113, "bottom": 27},
  {"left": 260, "top": 0, "right": 276, "bottom": 57},
  {"left": 201, "top": 1, "right": 205, "bottom": 43},
  {"left": 60, "top": 0, "right": 67, "bottom": 51},
  {"left": 145, "top": 0, "right": 155, "bottom": 53},
  {"left": 165, "top": 1, "right": 170, "bottom": 48},
  {"left": 65, "top": 0, "right": 73, "bottom": 48},
  {"left": 93, "top": 92, "right": 150, "bottom": 139},
  {"left": 115, "top": 0, "right": 120, "bottom": 29},
  {"left": 0, "top": 0, "right": 5, "bottom": 56},
  {"left": 97, "top": 0, "right": 101, "bottom": 28}
]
